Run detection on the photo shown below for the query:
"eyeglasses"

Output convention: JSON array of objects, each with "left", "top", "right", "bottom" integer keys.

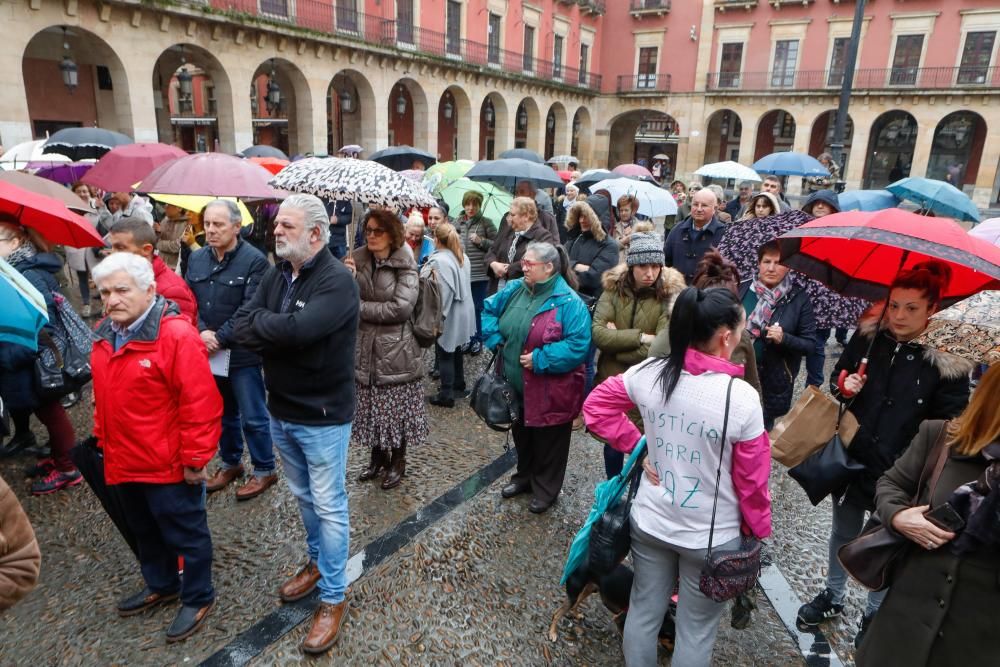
[
  {"left": 521, "top": 259, "right": 545, "bottom": 269},
  {"left": 365, "top": 227, "right": 387, "bottom": 237}
]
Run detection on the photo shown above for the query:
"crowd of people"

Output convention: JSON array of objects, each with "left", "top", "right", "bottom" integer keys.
[{"left": 1, "top": 165, "right": 997, "bottom": 667}]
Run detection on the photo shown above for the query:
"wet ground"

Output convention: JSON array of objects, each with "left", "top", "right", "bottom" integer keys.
[{"left": 0, "top": 342, "right": 867, "bottom": 666}]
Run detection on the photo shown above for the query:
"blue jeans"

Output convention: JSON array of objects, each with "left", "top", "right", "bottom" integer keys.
[
  {"left": 217, "top": 365, "right": 275, "bottom": 476},
  {"left": 470, "top": 280, "right": 487, "bottom": 343},
  {"left": 826, "top": 498, "right": 886, "bottom": 617},
  {"left": 584, "top": 343, "right": 597, "bottom": 395},
  {"left": 805, "top": 328, "right": 830, "bottom": 388},
  {"left": 270, "top": 418, "right": 352, "bottom": 604}
]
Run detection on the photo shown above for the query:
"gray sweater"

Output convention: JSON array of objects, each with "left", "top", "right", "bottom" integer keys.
[{"left": 459, "top": 214, "right": 497, "bottom": 283}]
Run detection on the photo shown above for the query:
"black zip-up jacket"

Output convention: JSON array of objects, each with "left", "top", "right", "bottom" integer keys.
[
  {"left": 230, "top": 248, "right": 360, "bottom": 425},
  {"left": 663, "top": 216, "right": 726, "bottom": 284},
  {"left": 185, "top": 240, "right": 270, "bottom": 369}
]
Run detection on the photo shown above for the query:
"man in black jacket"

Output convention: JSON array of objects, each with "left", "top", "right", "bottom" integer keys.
[
  {"left": 663, "top": 188, "right": 726, "bottom": 284},
  {"left": 186, "top": 200, "right": 274, "bottom": 500},
  {"left": 230, "top": 193, "right": 359, "bottom": 655}
]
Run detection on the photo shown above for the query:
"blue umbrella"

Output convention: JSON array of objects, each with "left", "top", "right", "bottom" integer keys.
[
  {"left": 466, "top": 158, "right": 564, "bottom": 189},
  {"left": 887, "top": 176, "right": 981, "bottom": 223},
  {"left": 838, "top": 189, "right": 900, "bottom": 212},
  {"left": 752, "top": 151, "right": 829, "bottom": 178},
  {"left": 0, "top": 256, "right": 48, "bottom": 350},
  {"left": 561, "top": 438, "right": 646, "bottom": 585}
]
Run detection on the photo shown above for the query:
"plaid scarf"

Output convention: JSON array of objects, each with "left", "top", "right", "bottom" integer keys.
[
  {"left": 747, "top": 276, "right": 789, "bottom": 339},
  {"left": 6, "top": 240, "right": 37, "bottom": 267}
]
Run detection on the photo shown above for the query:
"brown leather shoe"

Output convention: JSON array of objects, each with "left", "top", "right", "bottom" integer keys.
[
  {"left": 206, "top": 465, "right": 244, "bottom": 492},
  {"left": 236, "top": 474, "right": 277, "bottom": 501},
  {"left": 279, "top": 561, "right": 320, "bottom": 602},
  {"left": 301, "top": 600, "right": 348, "bottom": 654}
]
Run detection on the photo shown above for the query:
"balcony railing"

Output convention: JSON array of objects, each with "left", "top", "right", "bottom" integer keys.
[
  {"left": 630, "top": 0, "right": 671, "bottom": 13},
  {"left": 207, "top": 2, "right": 602, "bottom": 90},
  {"left": 578, "top": 0, "right": 607, "bottom": 16},
  {"left": 706, "top": 66, "right": 1000, "bottom": 91},
  {"left": 617, "top": 73, "right": 672, "bottom": 93}
]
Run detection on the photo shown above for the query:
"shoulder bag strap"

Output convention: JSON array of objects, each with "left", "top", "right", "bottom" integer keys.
[
  {"left": 916, "top": 422, "right": 951, "bottom": 503},
  {"left": 706, "top": 376, "right": 737, "bottom": 558}
]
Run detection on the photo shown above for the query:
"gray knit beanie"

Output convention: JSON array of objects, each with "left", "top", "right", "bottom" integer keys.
[{"left": 627, "top": 232, "right": 664, "bottom": 267}]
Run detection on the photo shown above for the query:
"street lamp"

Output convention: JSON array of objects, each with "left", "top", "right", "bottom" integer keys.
[
  {"left": 340, "top": 88, "right": 355, "bottom": 114},
  {"left": 573, "top": 116, "right": 581, "bottom": 134},
  {"left": 517, "top": 107, "right": 527, "bottom": 129},
  {"left": 484, "top": 100, "right": 494, "bottom": 126},
  {"left": 720, "top": 112, "right": 729, "bottom": 136},
  {"left": 265, "top": 60, "right": 281, "bottom": 115},
  {"left": 396, "top": 87, "right": 407, "bottom": 115},
  {"left": 546, "top": 113, "right": 555, "bottom": 131},
  {"left": 59, "top": 27, "right": 78, "bottom": 95},
  {"left": 443, "top": 95, "right": 453, "bottom": 120}
]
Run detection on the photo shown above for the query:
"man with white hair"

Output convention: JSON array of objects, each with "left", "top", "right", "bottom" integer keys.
[
  {"left": 90, "top": 251, "right": 222, "bottom": 642},
  {"left": 725, "top": 180, "right": 755, "bottom": 220},
  {"left": 185, "top": 199, "right": 275, "bottom": 500},
  {"left": 663, "top": 188, "right": 727, "bottom": 284},
  {"left": 231, "top": 193, "right": 360, "bottom": 655}
]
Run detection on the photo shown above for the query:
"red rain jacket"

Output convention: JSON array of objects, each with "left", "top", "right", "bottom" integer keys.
[{"left": 92, "top": 296, "right": 221, "bottom": 485}]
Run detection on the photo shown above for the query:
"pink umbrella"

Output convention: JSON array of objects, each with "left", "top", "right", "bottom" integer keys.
[
  {"left": 612, "top": 163, "right": 654, "bottom": 179},
  {"left": 82, "top": 143, "right": 187, "bottom": 192},
  {"left": 135, "top": 153, "right": 281, "bottom": 199}
]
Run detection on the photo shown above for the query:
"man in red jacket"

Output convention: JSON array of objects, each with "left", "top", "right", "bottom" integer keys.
[
  {"left": 90, "top": 251, "right": 222, "bottom": 642},
  {"left": 108, "top": 217, "right": 199, "bottom": 326}
]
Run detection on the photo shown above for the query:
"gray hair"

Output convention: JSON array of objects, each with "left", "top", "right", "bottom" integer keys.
[
  {"left": 279, "top": 193, "right": 330, "bottom": 244},
  {"left": 738, "top": 180, "right": 755, "bottom": 189},
  {"left": 525, "top": 241, "right": 559, "bottom": 272},
  {"left": 706, "top": 184, "right": 726, "bottom": 203},
  {"left": 91, "top": 251, "right": 156, "bottom": 291},
  {"left": 202, "top": 199, "right": 242, "bottom": 226}
]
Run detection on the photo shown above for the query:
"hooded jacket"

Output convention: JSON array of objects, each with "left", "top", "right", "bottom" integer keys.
[
  {"left": 353, "top": 244, "right": 424, "bottom": 385},
  {"left": 833, "top": 305, "right": 972, "bottom": 508},
  {"left": 586, "top": 191, "right": 615, "bottom": 235},
  {"left": 592, "top": 263, "right": 686, "bottom": 384},
  {"left": 564, "top": 202, "right": 620, "bottom": 300},
  {"left": 801, "top": 189, "right": 841, "bottom": 216},
  {"left": 92, "top": 296, "right": 223, "bottom": 484},
  {"left": 737, "top": 191, "right": 783, "bottom": 221}
]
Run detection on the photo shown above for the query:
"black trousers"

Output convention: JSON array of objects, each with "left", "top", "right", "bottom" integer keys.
[
  {"left": 511, "top": 421, "right": 573, "bottom": 505},
  {"left": 115, "top": 481, "right": 215, "bottom": 607},
  {"left": 435, "top": 344, "right": 466, "bottom": 399}
]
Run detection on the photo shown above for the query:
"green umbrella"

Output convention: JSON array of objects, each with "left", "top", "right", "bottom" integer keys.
[
  {"left": 440, "top": 178, "right": 512, "bottom": 223},
  {"left": 425, "top": 159, "right": 475, "bottom": 194}
]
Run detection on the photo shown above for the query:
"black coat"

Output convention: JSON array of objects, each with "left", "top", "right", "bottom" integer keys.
[
  {"left": 832, "top": 311, "right": 971, "bottom": 509},
  {"left": 185, "top": 240, "right": 271, "bottom": 368},
  {"left": 0, "top": 252, "right": 63, "bottom": 411},
  {"left": 739, "top": 280, "right": 815, "bottom": 419},
  {"left": 663, "top": 216, "right": 726, "bottom": 284},
  {"left": 230, "top": 248, "right": 360, "bottom": 425}
]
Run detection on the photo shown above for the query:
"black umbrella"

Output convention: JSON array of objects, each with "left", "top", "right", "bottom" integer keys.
[
  {"left": 368, "top": 145, "right": 437, "bottom": 172},
  {"left": 499, "top": 148, "right": 544, "bottom": 164},
  {"left": 42, "top": 128, "right": 133, "bottom": 161},
  {"left": 240, "top": 145, "right": 289, "bottom": 160},
  {"left": 466, "top": 158, "right": 564, "bottom": 190},
  {"left": 70, "top": 437, "right": 139, "bottom": 557}
]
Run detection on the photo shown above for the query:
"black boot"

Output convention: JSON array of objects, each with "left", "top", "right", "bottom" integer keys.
[
  {"left": 358, "top": 447, "right": 388, "bottom": 482},
  {"left": 0, "top": 432, "right": 37, "bottom": 458},
  {"left": 381, "top": 444, "right": 406, "bottom": 490}
]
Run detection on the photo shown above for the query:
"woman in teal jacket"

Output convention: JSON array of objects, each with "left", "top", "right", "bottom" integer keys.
[{"left": 481, "top": 241, "right": 591, "bottom": 513}]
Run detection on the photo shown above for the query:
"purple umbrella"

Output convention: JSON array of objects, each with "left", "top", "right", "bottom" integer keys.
[
  {"left": 29, "top": 162, "right": 94, "bottom": 185},
  {"left": 717, "top": 209, "right": 870, "bottom": 329}
]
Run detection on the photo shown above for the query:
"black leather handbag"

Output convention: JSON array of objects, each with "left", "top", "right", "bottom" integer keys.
[
  {"left": 788, "top": 404, "right": 866, "bottom": 506},
  {"left": 469, "top": 348, "right": 521, "bottom": 432},
  {"left": 588, "top": 446, "right": 646, "bottom": 577}
]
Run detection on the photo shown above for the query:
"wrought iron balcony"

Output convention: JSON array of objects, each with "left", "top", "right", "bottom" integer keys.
[
  {"left": 617, "top": 73, "right": 671, "bottom": 94},
  {"left": 630, "top": 0, "right": 671, "bottom": 14},
  {"left": 706, "top": 66, "right": 1000, "bottom": 91}
]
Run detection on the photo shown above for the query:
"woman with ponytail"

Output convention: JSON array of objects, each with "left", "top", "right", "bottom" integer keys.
[
  {"left": 797, "top": 260, "right": 973, "bottom": 647},
  {"left": 583, "top": 286, "right": 771, "bottom": 667},
  {"left": 424, "top": 223, "right": 476, "bottom": 407}
]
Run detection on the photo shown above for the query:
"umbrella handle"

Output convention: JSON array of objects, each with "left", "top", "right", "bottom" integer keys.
[{"left": 836, "top": 358, "right": 868, "bottom": 398}]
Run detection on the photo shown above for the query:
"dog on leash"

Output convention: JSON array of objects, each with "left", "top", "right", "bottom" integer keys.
[{"left": 549, "top": 557, "right": 675, "bottom": 649}]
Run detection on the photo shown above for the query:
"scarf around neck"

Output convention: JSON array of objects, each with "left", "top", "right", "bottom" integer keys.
[
  {"left": 6, "top": 240, "right": 37, "bottom": 267},
  {"left": 748, "top": 276, "right": 790, "bottom": 339},
  {"left": 948, "top": 441, "right": 1000, "bottom": 556}
]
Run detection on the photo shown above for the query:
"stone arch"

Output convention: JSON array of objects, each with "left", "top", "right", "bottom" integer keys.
[
  {"left": 754, "top": 109, "right": 795, "bottom": 161},
  {"left": 250, "top": 58, "right": 312, "bottom": 156},
  {"left": 328, "top": 69, "right": 377, "bottom": 156},
  {"left": 478, "top": 92, "right": 509, "bottom": 160},
  {"left": 22, "top": 24, "right": 135, "bottom": 138},
  {"left": 151, "top": 43, "right": 233, "bottom": 153},
  {"left": 571, "top": 106, "right": 593, "bottom": 169},
  {"left": 545, "top": 101, "right": 569, "bottom": 159},
  {"left": 703, "top": 109, "right": 743, "bottom": 164},
  {"left": 808, "top": 109, "right": 855, "bottom": 173},
  {"left": 927, "top": 111, "right": 987, "bottom": 190},
  {"left": 388, "top": 77, "right": 430, "bottom": 150},
  {"left": 863, "top": 111, "right": 918, "bottom": 189},
  {"left": 514, "top": 97, "right": 542, "bottom": 153},
  {"left": 438, "top": 85, "right": 473, "bottom": 161},
  {"left": 605, "top": 109, "right": 679, "bottom": 173}
]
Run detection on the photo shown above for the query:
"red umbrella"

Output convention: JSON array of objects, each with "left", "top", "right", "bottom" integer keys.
[
  {"left": 136, "top": 153, "right": 280, "bottom": 199},
  {"left": 612, "top": 163, "right": 654, "bottom": 179},
  {"left": 557, "top": 170, "right": 573, "bottom": 183},
  {"left": 248, "top": 156, "right": 289, "bottom": 175},
  {"left": 777, "top": 208, "right": 1000, "bottom": 304},
  {"left": 82, "top": 143, "right": 187, "bottom": 192},
  {"left": 0, "top": 181, "right": 105, "bottom": 248}
]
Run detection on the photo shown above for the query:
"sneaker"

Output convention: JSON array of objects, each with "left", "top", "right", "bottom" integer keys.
[
  {"left": 31, "top": 468, "right": 83, "bottom": 495},
  {"left": 854, "top": 613, "right": 874, "bottom": 648},
  {"left": 25, "top": 457, "right": 56, "bottom": 478},
  {"left": 60, "top": 392, "right": 81, "bottom": 409},
  {"left": 796, "top": 588, "right": 844, "bottom": 626}
]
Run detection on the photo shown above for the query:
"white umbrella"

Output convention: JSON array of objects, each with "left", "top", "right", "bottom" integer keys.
[
  {"left": 270, "top": 157, "right": 437, "bottom": 209},
  {"left": 590, "top": 177, "right": 678, "bottom": 218},
  {"left": 0, "top": 140, "right": 71, "bottom": 171},
  {"left": 694, "top": 161, "right": 761, "bottom": 183}
]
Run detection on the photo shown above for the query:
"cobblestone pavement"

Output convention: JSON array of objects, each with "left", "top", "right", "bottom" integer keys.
[{"left": 0, "top": 344, "right": 870, "bottom": 666}]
